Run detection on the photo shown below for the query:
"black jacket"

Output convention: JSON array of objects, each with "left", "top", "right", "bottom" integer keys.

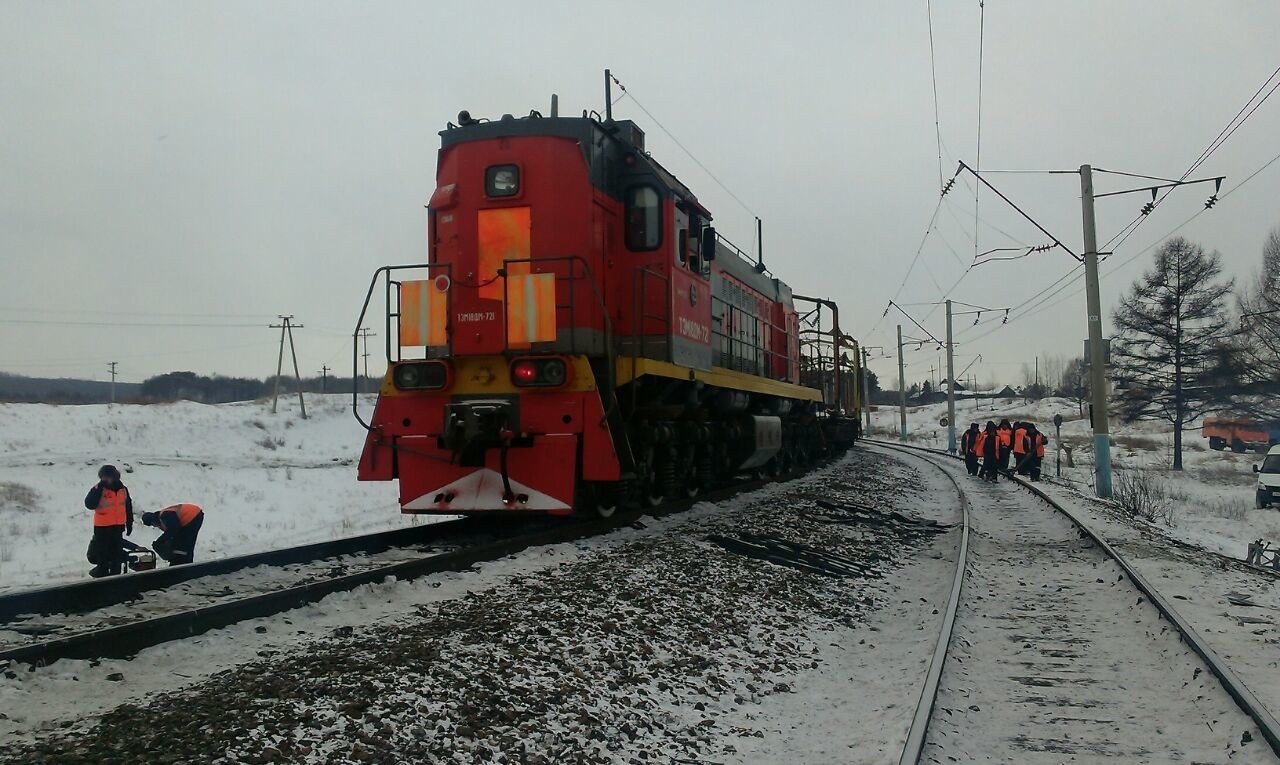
[{"left": 85, "top": 479, "right": 134, "bottom": 529}]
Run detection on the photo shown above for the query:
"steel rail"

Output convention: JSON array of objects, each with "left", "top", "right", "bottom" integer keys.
[
  {"left": 867, "top": 444, "right": 969, "bottom": 765},
  {"left": 866, "top": 438, "right": 1280, "bottom": 760},
  {"left": 0, "top": 517, "right": 483, "bottom": 623},
  {"left": 0, "top": 458, "right": 841, "bottom": 668}
]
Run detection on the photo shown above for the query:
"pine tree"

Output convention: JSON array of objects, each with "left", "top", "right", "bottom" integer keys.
[
  {"left": 1111, "top": 237, "right": 1235, "bottom": 469},
  {"left": 1232, "top": 228, "right": 1280, "bottom": 418}
]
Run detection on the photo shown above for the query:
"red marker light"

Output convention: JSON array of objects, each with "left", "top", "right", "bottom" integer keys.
[{"left": 513, "top": 361, "right": 538, "bottom": 384}]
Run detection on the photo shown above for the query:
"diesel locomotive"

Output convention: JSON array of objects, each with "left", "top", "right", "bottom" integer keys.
[{"left": 354, "top": 95, "right": 861, "bottom": 517}]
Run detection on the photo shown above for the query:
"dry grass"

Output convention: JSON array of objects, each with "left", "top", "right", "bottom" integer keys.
[
  {"left": 1193, "top": 463, "right": 1250, "bottom": 486},
  {"left": 1112, "top": 434, "right": 1164, "bottom": 451},
  {"left": 0, "top": 482, "right": 39, "bottom": 513},
  {"left": 1113, "top": 469, "right": 1176, "bottom": 526},
  {"left": 1204, "top": 496, "right": 1249, "bottom": 521}
]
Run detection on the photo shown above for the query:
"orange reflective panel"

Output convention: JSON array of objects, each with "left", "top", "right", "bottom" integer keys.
[
  {"left": 506, "top": 272, "right": 557, "bottom": 348},
  {"left": 399, "top": 279, "right": 449, "bottom": 347},
  {"left": 477, "top": 207, "right": 531, "bottom": 301}
]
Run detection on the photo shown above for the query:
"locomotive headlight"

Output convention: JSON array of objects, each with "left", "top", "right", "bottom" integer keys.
[
  {"left": 486, "top": 164, "right": 519, "bottom": 197},
  {"left": 393, "top": 361, "right": 450, "bottom": 391},
  {"left": 512, "top": 360, "right": 539, "bottom": 385},
  {"left": 539, "top": 359, "right": 566, "bottom": 386}
]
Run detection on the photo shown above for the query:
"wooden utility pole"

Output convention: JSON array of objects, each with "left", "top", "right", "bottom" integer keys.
[
  {"left": 319, "top": 366, "right": 330, "bottom": 394},
  {"left": 107, "top": 361, "right": 118, "bottom": 405},
  {"left": 356, "top": 327, "right": 376, "bottom": 393},
  {"left": 270, "top": 315, "right": 307, "bottom": 418}
]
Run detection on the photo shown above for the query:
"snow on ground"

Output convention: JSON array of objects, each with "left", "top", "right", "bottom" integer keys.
[
  {"left": 0, "top": 395, "right": 413, "bottom": 593},
  {"left": 869, "top": 396, "right": 1279, "bottom": 560},
  {"left": 0, "top": 451, "right": 961, "bottom": 764}
]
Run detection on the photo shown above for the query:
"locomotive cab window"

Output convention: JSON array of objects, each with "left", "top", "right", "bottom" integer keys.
[
  {"left": 485, "top": 164, "right": 520, "bottom": 197},
  {"left": 625, "top": 185, "right": 661, "bottom": 251}
]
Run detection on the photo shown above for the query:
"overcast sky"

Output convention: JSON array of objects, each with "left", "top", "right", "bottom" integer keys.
[{"left": 3, "top": 1, "right": 1278, "bottom": 389}]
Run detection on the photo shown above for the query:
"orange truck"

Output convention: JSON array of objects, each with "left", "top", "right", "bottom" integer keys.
[{"left": 1203, "top": 416, "right": 1280, "bottom": 454}]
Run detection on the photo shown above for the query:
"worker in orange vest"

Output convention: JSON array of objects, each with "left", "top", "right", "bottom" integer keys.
[
  {"left": 960, "top": 423, "right": 981, "bottom": 476},
  {"left": 980, "top": 421, "right": 1000, "bottom": 482},
  {"left": 84, "top": 464, "right": 134, "bottom": 578},
  {"left": 142, "top": 504, "right": 205, "bottom": 566},
  {"left": 1012, "top": 422, "right": 1030, "bottom": 475},
  {"left": 1028, "top": 425, "right": 1048, "bottom": 481},
  {"left": 996, "top": 420, "right": 1014, "bottom": 472}
]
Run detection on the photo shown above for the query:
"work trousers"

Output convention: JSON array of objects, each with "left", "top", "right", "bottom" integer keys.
[
  {"left": 168, "top": 512, "right": 204, "bottom": 566},
  {"left": 964, "top": 452, "right": 980, "bottom": 475},
  {"left": 89, "top": 525, "right": 126, "bottom": 577},
  {"left": 983, "top": 456, "right": 1000, "bottom": 482}
]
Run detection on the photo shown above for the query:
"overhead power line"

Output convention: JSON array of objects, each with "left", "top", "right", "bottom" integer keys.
[
  {"left": 926, "top": 0, "right": 944, "bottom": 188},
  {"left": 951, "top": 160, "right": 1077, "bottom": 259},
  {"left": 1102, "top": 63, "right": 1280, "bottom": 252},
  {"left": 956, "top": 147, "right": 1280, "bottom": 347},
  {"left": 0, "top": 318, "right": 263, "bottom": 328},
  {"left": 973, "top": 0, "right": 987, "bottom": 264},
  {"left": 0, "top": 306, "right": 277, "bottom": 319},
  {"left": 608, "top": 73, "right": 758, "bottom": 220}
]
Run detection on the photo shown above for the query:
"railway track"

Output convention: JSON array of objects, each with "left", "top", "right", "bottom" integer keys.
[
  {"left": 868, "top": 439, "right": 1280, "bottom": 763},
  {"left": 0, "top": 464, "right": 827, "bottom": 669}
]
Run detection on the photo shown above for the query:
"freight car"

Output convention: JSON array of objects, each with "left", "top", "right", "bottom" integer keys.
[{"left": 354, "top": 91, "right": 860, "bottom": 517}]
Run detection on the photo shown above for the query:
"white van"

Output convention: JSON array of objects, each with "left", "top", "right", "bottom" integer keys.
[{"left": 1255, "top": 445, "right": 1280, "bottom": 508}]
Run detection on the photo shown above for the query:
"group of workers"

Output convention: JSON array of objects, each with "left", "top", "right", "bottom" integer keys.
[
  {"left": 85, "top": 464, "right": 205, "bottom": 578},
  {"left": 959, "top": 419, "right": 1048, "bottom": 482}
]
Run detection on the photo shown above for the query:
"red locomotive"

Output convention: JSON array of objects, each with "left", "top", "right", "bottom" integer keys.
[{"left": 355, "top": 92, "right": 860, "bottom": 516}]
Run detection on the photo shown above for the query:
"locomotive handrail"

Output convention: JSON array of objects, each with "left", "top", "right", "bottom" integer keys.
[
  {"left": 499, "top": 255, "right": 612, "bottom": 358},
  {"left": 631, "top": 266, "right": 671, "bottom": 364},
  {"left": 351, "top": 262, "right": 452, "bottom": 431}
]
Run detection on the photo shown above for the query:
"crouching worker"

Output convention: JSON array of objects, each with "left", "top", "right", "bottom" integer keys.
[
  {"left": 85, "top": 464, "right": 133, "bottom": 578},
  {"left": 142, "top": 504, "right": 205, "bottom": 565}
]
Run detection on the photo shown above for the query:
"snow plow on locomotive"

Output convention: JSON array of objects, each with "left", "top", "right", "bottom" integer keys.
[{"left": 354, "top": 97, "right": 861, "bottom": 517}]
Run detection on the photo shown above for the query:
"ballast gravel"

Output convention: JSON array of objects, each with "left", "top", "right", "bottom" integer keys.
[{"left": 1, "top": 451, "right": 945, "bottom": 764}]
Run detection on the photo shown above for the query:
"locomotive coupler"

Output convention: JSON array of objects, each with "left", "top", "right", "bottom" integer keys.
[{"left": 443, "top": 399, "right": 515, "bottom": 466}]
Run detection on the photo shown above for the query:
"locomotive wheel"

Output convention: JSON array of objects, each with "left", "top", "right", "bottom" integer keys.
[
  {"left": 588, "top": 482, "right": 621, "bottom": 519},
  {"left": 644, "top": 480, "right": 665, "bottom": 507},
  {"left": 773, "top": 449, "right": 790, "bottom": 477},
  {"left": 753, "top": 459, "right": 778, "bottom": 481},
  {"left": 682, "top": 477, "right": 701, "bottom": 499},
  {"left": 643, "top": 465, "right": 666, "bottom": 507}
]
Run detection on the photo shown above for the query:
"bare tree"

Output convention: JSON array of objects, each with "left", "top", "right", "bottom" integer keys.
[
  {"left": 1059, "top": 357, "right": 1088, "bottom": 417},
  {"left": 1041, "top": 354, "right": 1065, "bottom": 396},
  {"left": 1112, "top": 237, "right": 1235, "bottom": 469}
]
